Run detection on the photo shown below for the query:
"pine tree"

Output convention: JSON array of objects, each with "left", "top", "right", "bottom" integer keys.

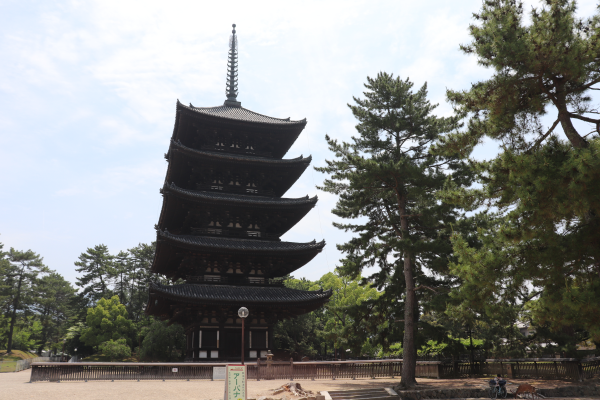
[
  {"left": 34, "top": 272, "right": 76, "bottom": 354},
  {"left": 436, "top": 0, "right": 600, "bottom": 342},
  {"left": 316, "top": 73, "right": 468, "bottom": 387},
  {"left": 4, "top": 248, "right": 47, "bottom": 353},
  {"left": 75, "top": 245, "right": 114, "bottom": 311},
  {"left": 126, "top": 243, "right": 155, "bottom": 322}
]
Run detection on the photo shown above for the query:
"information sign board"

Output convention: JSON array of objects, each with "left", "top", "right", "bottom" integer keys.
[
  {"left": 224, "top": 364, "right": 246, "bottom": 400},
  {"left": 213, "top": 366, "right": 226, "bottom": 380}
]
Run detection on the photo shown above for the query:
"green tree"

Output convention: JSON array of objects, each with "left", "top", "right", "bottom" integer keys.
[
  {"left": 436, "top": 0, "right": 600, "bottom": 343},
  {"left": 273, "top": 278, "right": 324, "bottom": 359},
  {"left": 112, "top": 251, "right": 129, "bottom": 306},
  {"left": 75, "top": 245, "right": 114, "bottom": 311},
  {"left": 33, "top": 273, "right": 76, "bottom": 354},
  {"left": 80, "top": 296, "right": 132, "bottom": 349},
  {"left": 4, "top": 248, "right": 48, "bottom": 353},
  {"left": 316, "top": 73, "right": 467, "bottom": 387},
  {"left": 139, "top": 319, "right": 184, "bottom": 361},
  {"left": 99, "top": 338, "right": 131, "bottom": 361},
  {"left": 63, "top": 322, "right": 95, "bottom": 357},
  {"left": 314, "top": 272, "right": 381, "bottom": 357},
  {"left": 0, "top": 243, "right": 10, "bottom": 313},
  {"left": 125, "top": 243, "right": 155, "bottom": 322}
]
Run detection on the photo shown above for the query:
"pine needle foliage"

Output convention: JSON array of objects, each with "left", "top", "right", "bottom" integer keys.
[
  {"left": 316, "top": 72, "right": 469, "bottom": 387},
  {"left": 434, "top": 0, "right": 600, "bottom": 343}
]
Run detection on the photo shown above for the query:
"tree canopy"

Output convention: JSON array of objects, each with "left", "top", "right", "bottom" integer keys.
[
  {"left": 3, "top": 248, "right": 48, "bottom": 353},
  {"left": 435, "top": 0, "right": 600, "bottom": 344},
  {"left": 316, "top": 72, "right": 468, "bottom": 387},
  {"left": 80, "top": 296, "right": 132, "bottom": 348}
]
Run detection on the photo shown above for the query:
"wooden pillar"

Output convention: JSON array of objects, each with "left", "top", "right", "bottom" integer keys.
[{"left": 194, "top": 327, "right": 200, "bottom": 361}]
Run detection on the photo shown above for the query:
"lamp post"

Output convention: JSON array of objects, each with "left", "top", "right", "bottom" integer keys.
[{"left": 238, "top": 307, "right": 249, "bottom": 365}]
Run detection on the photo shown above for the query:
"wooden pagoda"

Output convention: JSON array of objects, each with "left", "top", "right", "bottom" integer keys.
[{"left": 145, "top": 24, "right": 331, "bottom": 361}]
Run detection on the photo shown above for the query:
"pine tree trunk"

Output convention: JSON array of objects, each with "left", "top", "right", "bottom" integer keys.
[
  {"left": 7, "top": 273, "right": 24, "bottom": 353},
  {"left": 401, "top": 250, "right": 417, "bottom": 387},
  {"left": 399, "top": 202, "right": 417, "bottom": 388},
  {"left": 554, "top": 84, "right": 587, "bottom": 149}
]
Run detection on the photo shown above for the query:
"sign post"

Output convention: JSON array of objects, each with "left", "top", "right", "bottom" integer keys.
[{"left": 224, "top": 364, "right": 247, "bottom": 400}]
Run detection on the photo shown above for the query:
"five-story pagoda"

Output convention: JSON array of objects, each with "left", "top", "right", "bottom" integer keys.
[{"left": 145, "top": 25, "right": 331, "bottom": 361}]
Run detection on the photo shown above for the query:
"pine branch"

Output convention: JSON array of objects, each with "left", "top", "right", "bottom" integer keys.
[{"left": 526, "top": 118, "right": 560, "bottom": 153}]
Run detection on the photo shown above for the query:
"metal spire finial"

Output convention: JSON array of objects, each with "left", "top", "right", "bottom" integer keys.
[{"left": 224, "top": 23, "right": 241, "bottom": 107}]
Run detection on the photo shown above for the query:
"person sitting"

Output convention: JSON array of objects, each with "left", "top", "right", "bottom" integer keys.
[{"left": 495, "top": 374, "right": 507, "bottom": 386}]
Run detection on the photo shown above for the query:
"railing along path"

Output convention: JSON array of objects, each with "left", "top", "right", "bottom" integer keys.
[
  {"left": 30, "top": 359, "right": 416, "bottom": 382},
  {"left": 29, "top": 357, "right": 600, "bottom": 382}
]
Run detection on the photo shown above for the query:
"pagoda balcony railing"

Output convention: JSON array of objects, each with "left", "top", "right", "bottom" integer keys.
[
  {"left": 190, "top": 227, "right": 280, "bottom": 240},
  {"left": 200, "top": 144, "right": 272, "bottom": 158},
  {"left": 185, "top": 275, "right": 285, "bottom": 287},
  {"left": 196, "top": 184, "right": 274, "bottom": 197}
]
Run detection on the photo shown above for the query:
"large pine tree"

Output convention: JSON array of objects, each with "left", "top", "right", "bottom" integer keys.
[
  {"left": 436, "top": 0, "right": 600, "bottom": 342},
  {"left": 317, "top": 73, "right": 468, "bottom": 387},
  {"left": 75, "top": 244, "right": 114, "bottom": 311},
  {"left": 4, "top": 248, "right": 48, "bottom": 353}
]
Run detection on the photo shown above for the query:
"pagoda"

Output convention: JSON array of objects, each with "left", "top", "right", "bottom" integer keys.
[{"left": 145, "top": 24, "right": 331, "bottom": 361}]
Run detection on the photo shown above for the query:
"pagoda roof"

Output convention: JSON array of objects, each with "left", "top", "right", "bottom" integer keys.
[
  {"left": 152, "top": 230, "right": 324, "bottom": 279},
  {"left": 161, "top": 182, "right": 318, "bottom": 207},
  {"left": 157, "top": 230, "right": 325, "bottom": 253},
  {"left": 168, "top": 140, "right": 311, "bottom": 166},
  {"left": 148, "top": 282, "right": 332, "bottom": 307},
  {"left": 177, "top": 100, "right": 306, "bottom": 126}
]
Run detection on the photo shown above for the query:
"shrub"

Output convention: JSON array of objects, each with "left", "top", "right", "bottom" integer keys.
[{"left": 99, "top": 338, "right": 131, "bottom": 361}]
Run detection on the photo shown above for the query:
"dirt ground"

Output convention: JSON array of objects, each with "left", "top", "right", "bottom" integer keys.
[{"left": 2, "top": 369, "right": 597, "bottom": 400}]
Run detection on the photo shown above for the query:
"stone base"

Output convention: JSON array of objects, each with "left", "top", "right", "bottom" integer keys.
[{"left": 392, "top": 385, "right": 600, "bottom": 399}]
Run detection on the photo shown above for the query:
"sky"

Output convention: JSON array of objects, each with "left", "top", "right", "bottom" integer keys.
[{"left": 0, "top": 0, "right": 598, "bottom": 287}]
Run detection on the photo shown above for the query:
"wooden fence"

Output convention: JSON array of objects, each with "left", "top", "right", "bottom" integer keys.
[
  {"left": 439, "top": 358, "right": 600, "bottom": 381},
  {"left": 30, "top": 359, "right": 437, "bottom": 382},
  {"left": 30, "top": 357, "right": 600, "bottom": 383}
]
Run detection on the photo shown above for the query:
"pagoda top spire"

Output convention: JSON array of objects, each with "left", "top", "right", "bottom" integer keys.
[{"left": 224, "top": 24, "right": 241, "bottom": 108}]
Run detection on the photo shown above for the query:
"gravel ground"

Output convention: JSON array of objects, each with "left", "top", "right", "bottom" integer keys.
[{"left": 2, "top": 369, "right": 594, "bottom": 400}]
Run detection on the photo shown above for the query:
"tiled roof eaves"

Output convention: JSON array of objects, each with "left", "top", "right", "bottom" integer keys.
[
  {"left": 157, "top": 230, "right": 325, "bottom": 253},
  {"left": 163, "top": 182, "right": 318, "bottom": 206},
  {"left": 150, "top": 282, "right": 332, "bottom": 305},
  {"left": 170, "top": 140, "right": 311, "bottom": 165},
  {"left": 177, "top": 101, "right": 307, "bottom": 126}
]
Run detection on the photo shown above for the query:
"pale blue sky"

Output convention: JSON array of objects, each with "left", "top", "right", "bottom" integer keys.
[{"left": 1, "top": 0, "right": 597, "bottom": 286}]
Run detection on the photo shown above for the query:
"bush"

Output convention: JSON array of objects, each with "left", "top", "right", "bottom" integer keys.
[{"left": 99, "top": 338, "right": 131, "bottom": 361}]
